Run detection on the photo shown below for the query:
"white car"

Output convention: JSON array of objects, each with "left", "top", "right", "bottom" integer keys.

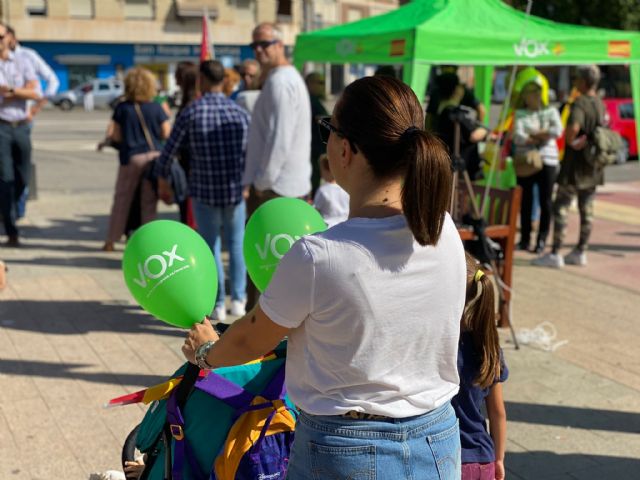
[{"left": 52, "top": 78, "right": 123, "bottom": 111}]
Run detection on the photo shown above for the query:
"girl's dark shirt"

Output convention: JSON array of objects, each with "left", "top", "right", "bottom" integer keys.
[{"left": 451, "top": 331, "right": 509, "bottom": 464}]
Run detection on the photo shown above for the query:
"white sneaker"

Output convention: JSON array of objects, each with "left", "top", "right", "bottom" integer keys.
[
  {"left": 564, "top": 249, "right": 587, "bottom": 266},
  {"left": 531, "top": 252, "right": 564, "bottom": 268},
  {"left": 230, "top": 299, "right": 246, "bottom": 317},
  {"left": 213, "top": 305, "right": 227, "bottom": 322}
]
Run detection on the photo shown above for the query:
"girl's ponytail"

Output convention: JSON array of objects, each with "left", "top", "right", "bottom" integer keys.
[{"left": 463, "top": 256, "right": 502, "bottom": 389}]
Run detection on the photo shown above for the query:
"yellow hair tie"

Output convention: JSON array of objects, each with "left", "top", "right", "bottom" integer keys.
[{"left": 474, "top": 270, "right": 485, "bottom": 282}]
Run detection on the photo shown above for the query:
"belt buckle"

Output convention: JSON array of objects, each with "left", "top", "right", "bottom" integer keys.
[{"left": 169, "top": 424, "right": 184, "bottom": 440}]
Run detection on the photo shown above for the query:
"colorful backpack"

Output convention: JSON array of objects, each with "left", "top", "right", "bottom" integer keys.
[{"left": 136, "top": 343, "right": 296, "bottom": 480}]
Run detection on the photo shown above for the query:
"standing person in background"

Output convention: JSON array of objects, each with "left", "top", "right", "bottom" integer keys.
[
  {"left": 305, "top": 72, "right": 327, "bottom": 196},
  {"left": 452, "top": 253, "right": 508, "bottom": 480},
  {"left": 182, "top": 76, "right": 465, "bottom": 479},
  {"left": 222, "top": 68, "right": 241, "bottom": 97},
  {"left": 7, "top": 26, "right": 59, "bottom": 220},
  {"left": 7, "top": 26, "right": 59, "bottom": 121},
  {"left": 243, "top": 22, "right": 311, "bottom": 310},
  {"left": 427, "top": 65, "right": 485, "bottom": 131},
  {"left": 513, "top": 79, "right": 563, "bottom": 254},
  {"left": 155, "top": 61, "right": 250, "bottom": 322},
  {"left": 233, "top": 58, "right": 261, "bottom": 113},
  {"left": 173, "top": 61, "right": 198, "bottom": 225},
  {"left": 534, "top": 65, "right": 605, "bottom": 268},
  {"left": 0, "top": 22, "right": 39, "bottom": 247},
  {"left": 102, "top": 67, "right": 170, "bottom": 252},
  {"left": 313, "top": 153, "right": 348, "bottom": 227}
]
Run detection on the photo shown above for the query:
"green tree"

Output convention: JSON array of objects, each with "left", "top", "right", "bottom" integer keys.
[{"left": 508, "top": 0, "right": 640, "bottom": 31}]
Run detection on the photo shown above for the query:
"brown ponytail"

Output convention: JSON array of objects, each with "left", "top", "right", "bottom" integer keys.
[
  {"left": 463, "top": 252, "right": 501, "bottom": 389},
  {"left": 334, "top": 76, "right": 453, "bottom": 246},
  {"left": 402, "top": 130, "right": 453, "bottom": 245}
]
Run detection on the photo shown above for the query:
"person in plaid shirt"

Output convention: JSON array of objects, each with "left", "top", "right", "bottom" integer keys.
[{"left": 156, "top": 60, "right": 250, "bottom": 322}]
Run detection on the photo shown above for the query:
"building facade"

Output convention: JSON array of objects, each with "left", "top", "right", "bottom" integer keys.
[{"left": 1, "top": 0, "right": 397, "bottom": 92}]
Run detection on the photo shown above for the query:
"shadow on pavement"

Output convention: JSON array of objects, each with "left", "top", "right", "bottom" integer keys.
[
  {"left": 0, "top": 299, "right": 184, "bottom": 338},
  {"left": 0, "top": 358, "right": 169, "bottom": 387},
  {"left": 589, "top": 243, "right": 640, "bottom": 253},
  {"left": 19, "top": 212, "right": 179, "bottom": 244},
  {"left": 5, "top": 255, "right": 123, "bottom": 269},
  {"left": 506, "top": 451, "right": 640, "bottom": 480},
  {"left": 506, "top": 401, "right": 640, "bottom": 435}
]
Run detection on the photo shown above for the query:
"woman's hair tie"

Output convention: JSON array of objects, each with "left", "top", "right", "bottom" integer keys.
[
  {"left": 400, "top": 126, "right": 421, "bottom": 142},
  {"left": 474, "top": 269, "right": 485, "bottom": 282}
]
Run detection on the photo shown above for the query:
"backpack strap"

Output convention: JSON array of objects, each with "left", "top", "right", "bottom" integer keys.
[
  {"left": 261, "top": 363, "right": 287, "bottom": 401},
  {"left": 194, "top": 371, "right": 256, "bottom": 410},
  {"left": 166, "top": 391, "right": 207, "bottom": 480}
]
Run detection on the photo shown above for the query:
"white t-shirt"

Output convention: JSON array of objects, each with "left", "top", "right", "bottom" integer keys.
[
  {"left": 243, "top": 65, "right": 311, "bottom": 197},
  {"left": 260, "top": 213, "right": 466, "bottom": 417},
  {"left": 313, "top": 182, "right": 350, "bottom": 227}
]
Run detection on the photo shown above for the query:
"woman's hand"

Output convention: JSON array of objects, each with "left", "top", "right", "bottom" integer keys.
[
  {"left": 495, "top": 459, "right": 505, "bottom": 479},
  {"left": 182, "top": 318, "right": 220, "bottom": 364}
]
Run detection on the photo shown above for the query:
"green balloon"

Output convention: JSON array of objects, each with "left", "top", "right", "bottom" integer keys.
[
  {"left": 122, "top": 220, "right": 218, "bottom": 329},
  {"left": 244, "top": 198, "right": 327, "bottom": 292}
]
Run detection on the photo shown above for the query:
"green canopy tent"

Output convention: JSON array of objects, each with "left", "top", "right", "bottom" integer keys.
[{"left": 293, "top": 0, "right": 640, "bottom": 142}]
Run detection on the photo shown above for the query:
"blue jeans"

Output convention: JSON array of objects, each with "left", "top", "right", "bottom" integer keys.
[
  {"left": 286, "top": 402, "right": 461, "bottom": 480},
  {"left": 193, "top": 200, "right": 246, "bottom": 308}
]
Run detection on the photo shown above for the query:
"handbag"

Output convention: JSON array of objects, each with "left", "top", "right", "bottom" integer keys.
[
  {"left": 513, "top": 148, "right": 543, "bottom": 177},
  {"left": 135, "top": 103, "right": 188, "bottom": 204}
]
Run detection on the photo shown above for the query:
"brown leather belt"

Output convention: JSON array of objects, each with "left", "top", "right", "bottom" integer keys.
[{"left": 0, "top": 118, "right": 29, "bottom": 128}]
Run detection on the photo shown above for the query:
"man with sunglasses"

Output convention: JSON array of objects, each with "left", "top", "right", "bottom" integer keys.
[
  {"left": 0, "top": 22, "right": 39, "bottom": 247},
  {"left": 243, "top": 22, "right": 311, "bottom": 309}
]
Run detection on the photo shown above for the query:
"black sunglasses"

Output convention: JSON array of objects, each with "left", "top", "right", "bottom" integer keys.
[
  {"left": 250, "top": 39, "right": 279, "bottom": 50},
  {"left": 317, "top": 116, "right": 358, "bottom": 153}
]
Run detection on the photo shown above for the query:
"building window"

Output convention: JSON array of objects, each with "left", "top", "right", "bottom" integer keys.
[
  {"left": 25, "top": 0, "right": 47, "bottom": 16},
  {"left": 277, "top": 0, "right": 292, "bottom": 22},
  {"left": 125, "top": 0, "right": 155, "bottom": 20},
  {"left": 70, "top": 0, "right": 94, "bottom": 18}
]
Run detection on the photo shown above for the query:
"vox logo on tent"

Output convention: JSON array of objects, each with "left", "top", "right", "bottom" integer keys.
[
  {"left": 132, "top": 244, "right": 187, "bottom": 289},
  {"left": 514, "top": 38, "right": 552, "bottom": 58}
]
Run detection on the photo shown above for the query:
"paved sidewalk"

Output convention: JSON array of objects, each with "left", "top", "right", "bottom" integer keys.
[{"left": 0, "top": 111, "right": 639, "bottom": 479}]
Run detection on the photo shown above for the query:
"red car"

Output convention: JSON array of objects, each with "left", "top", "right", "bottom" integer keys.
[{"left": 603, "top": 98, "right": 637, "bottom": 163}]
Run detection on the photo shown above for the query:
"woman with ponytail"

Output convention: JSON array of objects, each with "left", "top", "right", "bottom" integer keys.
[
  {"left": 182, "top": 76, "right": 466, "bottom": 478},
  {"left": 452, "top": 253, "right": 508, "bottom": 480}
]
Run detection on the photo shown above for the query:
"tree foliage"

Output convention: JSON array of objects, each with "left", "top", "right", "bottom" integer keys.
[{"left": 508, "top": 0, "right": 640, "bottom": 31}]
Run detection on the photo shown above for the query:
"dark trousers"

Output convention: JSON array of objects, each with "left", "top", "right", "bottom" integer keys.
[
  {"left": 0, "top": 123, "right": 31, "bottom": 237},
  {"left": 517, "top": 164, "right": 557, "bottom": 249}
]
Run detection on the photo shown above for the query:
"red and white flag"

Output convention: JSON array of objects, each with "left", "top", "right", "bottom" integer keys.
[{"left": 200, "top": 8, "right": 214, "bottom": 61}]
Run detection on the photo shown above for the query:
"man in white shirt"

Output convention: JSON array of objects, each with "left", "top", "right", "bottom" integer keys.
[
  {"left": 0, "top": 22, "right": 39, "bottom": 246},
  {"left": 7, "top": 26, "right": 59, "bottom": 120},
  {"left": 243, "top": 22, "right": 311, "bottom": 308},
  {"left": 7, "top": 26, "right": 59, "bottom": 219}
]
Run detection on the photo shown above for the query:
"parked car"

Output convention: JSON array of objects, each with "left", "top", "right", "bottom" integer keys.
[
  {"left": 51, "top": 78, "right": 124, "bottom": 111},
  {"left": 603, "top": 98, "right": 637, "bottom": 164}
]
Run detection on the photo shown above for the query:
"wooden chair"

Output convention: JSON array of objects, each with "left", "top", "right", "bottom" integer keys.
[{"left": 454, "top": 183, "right": 522, "bottom": 328}]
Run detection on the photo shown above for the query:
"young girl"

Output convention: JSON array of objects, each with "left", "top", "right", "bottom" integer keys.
[
  {"left": 452, "top": 253, "right": 508, "bottom": 480},
  {"left": 313, "top": 153, "right": 350, "bottom": 227}
]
